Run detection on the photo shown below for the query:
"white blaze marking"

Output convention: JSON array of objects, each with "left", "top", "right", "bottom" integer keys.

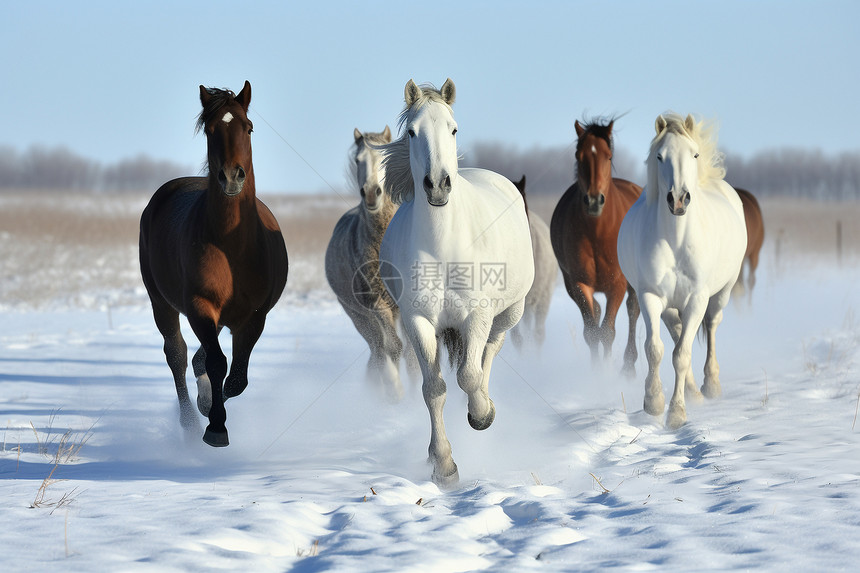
[
  {"left": 222, "top": 112, "right": 234, "bottom": 124},
  {"left": 591, "top": 145, "right": 597, "bottom": 154}
]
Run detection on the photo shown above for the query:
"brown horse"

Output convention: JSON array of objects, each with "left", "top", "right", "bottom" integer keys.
[
  {"left": 139, "top": 81, "right": 288, "bottom": 447},
  {"left": 550, "top": 119, "right": 642, "bottom": 375},
  {"left": 732, "top": 187, "right": 765, "bottom": 298}
]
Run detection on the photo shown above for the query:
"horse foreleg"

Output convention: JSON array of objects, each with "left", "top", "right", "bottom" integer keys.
[
  {"left": 702, "top": 289, "right": 730, "bottom": 399},
  {"left": 456, "top": 312, "right": 498, "bottom": 432},
  {"left": 405, "top": 315, "right": 457, "bottom": 488},
  {"left": 639, "top": 292, "right": 666, "bottom": 416},
  {"left": 666, "top": 296, "right": 708, "bottom": 429},
  {"left": 187, "top": 302, "right": 229, "bottom": 447},
  {"left": 621, "top": 284, "right": 640, "bottom": 378},
  {"left": 661, "top": 308, "right": 701, "bottom": 404},
  {"left": 191, "top": 326, "right": 222, "bottom": 417},
  {"left": 569, "top": 280, "right": 601, "bottom": 365},
  {"left": 151, "top": 301, "right": 198, "bottom": 431},
  {"left": 224, "top": 312, "right": 267, "bottom": 400},
  {"left": 601, "top": 284, "right": 628, "bottom": 364}
]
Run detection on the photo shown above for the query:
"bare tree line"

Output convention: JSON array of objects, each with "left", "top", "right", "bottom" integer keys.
[
  {"left": 465, "top": 143, "right": 860, "bottom": 200},
  {"left": 1, "top": 143, "right": 858, "bottom": 199},
  {"left": 0, "top": 145, "right": 191, "bottom": 192}
]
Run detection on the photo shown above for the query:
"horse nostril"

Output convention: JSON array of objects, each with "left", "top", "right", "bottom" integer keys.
[
  {"left": 360, "top": 187, "right": 365, "bottom": 197},
  {"left": 423, "top": 175, "right": 433, "bottom": 191},
  {"left": 218, "top": 169, "right": 227, "bottom": 186},
  {"left": 237, "top": 167, "right": 246, "bottom": 181},
  {"left": 376, "top": 188, "right": 382, "bottom": 197},
  {"left": 583, "top": 195, "right": 589, "bottom": 205},
  {"left": 667, "top": 192, "right": 673, "bottom": 205},
  {"left": 683, "top": 192, "right": 691, "bottom": 206},
  {"left": 599, "top": 194, "right": 605, "bottom": 206},
  {"left": 444, "top": 175, "right": 451, "bottom": 190}
]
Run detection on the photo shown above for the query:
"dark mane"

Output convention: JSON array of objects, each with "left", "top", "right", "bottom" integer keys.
[
  {"left": 575, "top": 116, "right": 616, "bottom": 156},
  {"left": 195, "top": 87, "right": 237, "bottom": 133}
]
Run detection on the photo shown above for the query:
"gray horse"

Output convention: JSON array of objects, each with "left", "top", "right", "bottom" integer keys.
[
  {"left": 509, "top": 175, "right": 556, "bottom": 350},
  {"left": 325, "top": 127, "right": 407, "bottom": 400}
]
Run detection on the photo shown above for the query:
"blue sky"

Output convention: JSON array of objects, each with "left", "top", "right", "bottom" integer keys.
[{"left": 3, "top": 1, "right": 857, "bottom": 193}]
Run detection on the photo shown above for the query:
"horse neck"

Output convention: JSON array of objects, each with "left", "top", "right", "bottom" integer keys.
[
  {"left": 205, "top": 168, "right": 259, "bottom": 244},
  {"left": 409, "top": 179, "right": 459, "bottom": 243},
  {"left": 358, "top": 198, "right": 396, "bottom": 249}
]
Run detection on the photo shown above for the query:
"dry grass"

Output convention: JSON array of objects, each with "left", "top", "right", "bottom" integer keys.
[{"left": 0, "top": 190, "right": 858, "bottom": 309}]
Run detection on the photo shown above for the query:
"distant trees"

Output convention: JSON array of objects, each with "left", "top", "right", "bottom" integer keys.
[
  {"left": 2, "top": 143, "right": 858, "bottom": 199},
  {"left": 465, "top": 142, "right": 860, "bottom": 200},
  {"left": 0, "top": 145, "right": 191, "bottom": 192}
]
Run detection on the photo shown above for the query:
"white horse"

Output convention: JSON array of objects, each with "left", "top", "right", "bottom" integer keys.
[
  {"left": 509, "top": 175, "right": 556, "bottom": 351},
  {"left": 617, "top": 113, "right": 747, "bottom": 429},
  {"left": 325, "top": 126, "right": 406, "bottom": 401},
  {"left": 379, "top": 79, "right": 534, "bottom": 487}
]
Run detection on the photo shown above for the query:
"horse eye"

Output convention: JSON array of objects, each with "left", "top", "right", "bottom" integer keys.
[
  {"left": 452, "top": 128, "right": 458, "bottom": 136},
  {"left": 694, "top": 153, "right": 699, "bottom": 159},
  {"left": 657, "top": 154, "right": 663, "bottom": 162},
  {"left": 408, "top": 129, "right": 415, "bottom": 138}
]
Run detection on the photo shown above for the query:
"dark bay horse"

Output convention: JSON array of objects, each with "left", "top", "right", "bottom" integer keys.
[
  {"left": 732, "top": 187, "right": 765, "bottom": 298},
  {"left": 139, "top": 81, "right": 288, "bottom": 447},
  {"left": 550, "top": 119, "right": 642, "bottom": 375}
]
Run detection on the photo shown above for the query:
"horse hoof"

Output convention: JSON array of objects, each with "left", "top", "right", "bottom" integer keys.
[
  {"left": 224, "top": 377, "right": 248, "bottom": 399},
  {"left": 202, "top": 427, "right": 229, "bottom": 447},
  {"left": 701, "top": 382, "right": 722, "bottom": 400},
  {"left": 666, "top": 410, "right": 687, "bottom": 430},
  {"left": 467, "top": 400, "right": 496, "bottom": 431},
  {"left": 621, "top": 363, "right": 636, "bottom": 379},
  {"left": 432, "top": 463, "right": 460, "bottom": 489},
  {"left": 644, "top": 394, "right": 665, "bottom": 416}
]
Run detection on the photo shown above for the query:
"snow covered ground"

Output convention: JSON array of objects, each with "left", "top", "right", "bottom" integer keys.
[{"left": 2, "top": 199, "right": 860, "bottom": 571}]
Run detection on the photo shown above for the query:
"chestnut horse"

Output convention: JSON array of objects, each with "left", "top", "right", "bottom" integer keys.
[
  {"left": 732, "top": 187, "right": 765, "bottom": 299},
  {"left": 139, "top": 81, "right": 288, "bottom": 447},
  {"left": 550, "top": 119, "right": 642, "bottom": 375}
]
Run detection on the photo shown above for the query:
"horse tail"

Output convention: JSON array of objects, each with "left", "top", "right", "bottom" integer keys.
[{"left": 440, "top": 328, "right": 465, "bottom": 369}]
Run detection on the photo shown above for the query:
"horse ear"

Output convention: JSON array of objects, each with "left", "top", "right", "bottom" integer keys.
[
  {"left": 517, "top": 175, "right": 526, "bottom": 193},
  {"left": 574, "top": 120, "right": 585, "bottom": 138},
  {"left": 607, "top": 120, "right": 614, "bottom": 137},
  {"left": 382, "top": 125, "right": 392, "bottom": 142},
  {"left": 354, "top": 128, "right": 363, "bottom": 143},
  {"left": 235, "top": 80, "right": 251, "bottom": 111},
  {"left": 684, "top": 114, "right": 696, "bottom": 133},
  {"left": 655, "top": 114, "right": 667, "bottom": 134},
  {"left": 405, "top": 79, "right": 422, "bottom": 106},
  {"left": 199, "top": 85, "right": 211, "bottom": 107},
  {"left": 440, "top": 78, "right": 456, "bottom": 105}
]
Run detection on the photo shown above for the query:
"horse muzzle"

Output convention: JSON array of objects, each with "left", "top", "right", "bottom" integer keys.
[
  {"left": 666, "top": 190, "right": 691, "bottom": 216},
  {"left": 218, "top": 166, "right": 247, "bottom": 197},
  {"left": 583, "top": 193, "right": 605, "bottom": 217},
  {"left": 423, "top": 174, "right": 451, "bottom": 207}
]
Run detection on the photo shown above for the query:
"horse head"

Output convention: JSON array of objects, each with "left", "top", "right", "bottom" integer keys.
[
  {"left": 512, "top": 174, "right": 529, "bottom": 215},
  {"left": 198, "top": 81, "right": 254, "bottom": 197},
  {"left": 575, "top": 119, "right": 614, "bottom": 217},
  {"left": 650, "top": 114, "right": 700, "bottom": 216},
  {"left": 403, "top": 78, "right": 458, "bottom": 207},
  {"left": 352, "top": 126, "right": 392, "bottom": 212}
]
